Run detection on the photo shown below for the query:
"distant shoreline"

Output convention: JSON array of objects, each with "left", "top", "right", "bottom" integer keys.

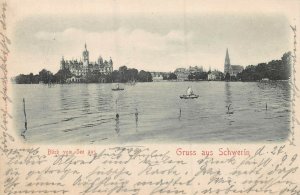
[{"left": 11, "top": 79, "right": 290, "bottom": 84}]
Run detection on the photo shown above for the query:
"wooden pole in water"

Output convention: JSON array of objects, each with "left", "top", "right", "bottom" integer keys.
[
  {"left": 115, "top": 99, "right": 119, "bottom": 118},
  {"left": 23, "top": 98, "right": 27, "bottom": 130}
]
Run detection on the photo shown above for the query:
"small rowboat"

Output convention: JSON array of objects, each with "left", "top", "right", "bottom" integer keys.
[
  {"left": 112, "top": 84, "right": 124, "bottom": 91},
  {"left": 180, "top": 86, "right": 199, "bottom": 99},
  {"left": 180, "top": 94, "right": 199, "bottom": 99},
  {"left": 112, "top": 88, "right": 124, "bottom": 91}
]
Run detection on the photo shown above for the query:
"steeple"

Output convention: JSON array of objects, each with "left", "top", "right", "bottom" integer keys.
[
  {"left": 224, "top": 48, "right": 231, "bottom": 75},
  {"left": 225, "top": 48, "right": 230, "bottom": 65},
  {"left": 82, "top": 43, "right": 89, "bottom": 67}
]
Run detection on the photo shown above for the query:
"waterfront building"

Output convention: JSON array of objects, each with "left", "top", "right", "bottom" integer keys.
[
  {"left": 188, "top": 66, "right": 203, "bottom": 73},
  {"left": 150, "top": 72, "right": 165, "bottom": 81},
  {"left": 174, "top": 68, "right": 189, "bottom": 81},
  {"left": 60, "top": 44, "right": 113, "bottom": 82},
  {"left": 174, "top": 66, "right": 205, "bottom": 81},
  {"left": 208, "top": 72, "right": 216, "bottom": 80},
  {"left": 208, "top": 70, "right": 223, "bottom": 80}
]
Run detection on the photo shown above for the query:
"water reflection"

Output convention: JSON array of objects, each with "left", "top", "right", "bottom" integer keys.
[
  {"left": 96, "top": 85, "right": 104, "bottom": 112},
  {"left": 257, "top": 82, "right": 269, "bottom": 90},
  {"left": 82, "top": 84, "right": 90, "bottom": 113},
  {"left": 224, "top": 82, "right": 234, "bottom": 125},
  {"left": 59, "top": 85, "right": 69, "bottom": 113},
  {"left": 96, "top": 84, "right": 113, "bottom": 112},
  {"left": 225, "top": 82, "right": 232, "bottom": 106},
  {"left": 135, "top": 108, "right": 139, "bottom": 131}
]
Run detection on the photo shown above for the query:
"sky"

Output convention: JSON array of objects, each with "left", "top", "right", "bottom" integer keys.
[{"left": 7, "top": 0, "right": 297, "bottom": 76}]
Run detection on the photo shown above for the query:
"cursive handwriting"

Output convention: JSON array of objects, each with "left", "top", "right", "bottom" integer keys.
[
  {"left": 0, "top": 0, "right": 12, "bottom": 154},
  {"left": 1, "top": 143, "right": 300, "bottom": 195}
]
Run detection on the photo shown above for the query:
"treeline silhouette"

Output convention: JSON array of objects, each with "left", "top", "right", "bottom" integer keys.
[
  {"left": 237, "top": 52, "right": 292, "bottom": 81},
  {"left": 14, "top": 65, "right": 153, "bottom": 84},
  {"left": 13, "top": 52, "right": 292, "bottom": 84}
]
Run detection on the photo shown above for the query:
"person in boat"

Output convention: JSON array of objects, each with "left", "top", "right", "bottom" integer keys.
[
  {"left": 116, "top": 84, "right": 119, "bottom": 89},
  {"left": 187, "top": 86, "right": 194, "bottom": 96}
]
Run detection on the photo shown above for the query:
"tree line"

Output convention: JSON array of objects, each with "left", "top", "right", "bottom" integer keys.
[
  {"left": 14, "top": 65, "right": 153, "bottom": 84},
  {"left": 13, "top": 51, "right": 292, "bottom": 84},
  {"left": 188, "top": 72, "right": 209, "bottom": 81},
  {"left": 237, "top": 52, "right": 292, "bottom": 81},
  {"left": 109, "top": 66, "right": 152, "bottom": 83}
]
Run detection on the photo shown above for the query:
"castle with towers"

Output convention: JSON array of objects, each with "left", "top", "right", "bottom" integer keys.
[{"left": 60, "top": 43, "right": 113, "bottom": 82}]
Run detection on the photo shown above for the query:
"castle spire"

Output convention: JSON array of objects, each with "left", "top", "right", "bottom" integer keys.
[{"left": 82, "top": 43, "right": 89, "bottom": 67}]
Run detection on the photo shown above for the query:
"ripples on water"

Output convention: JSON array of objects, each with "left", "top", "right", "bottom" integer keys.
[{"left": 12, "top": 81, "right": 291, "bottom": 144}]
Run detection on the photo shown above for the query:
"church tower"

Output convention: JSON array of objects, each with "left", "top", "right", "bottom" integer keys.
[
  {"left": 224, "top": 48, "right": 232, "bottom": 75},
  {"left": 82, "top": 43, "right": 89, "bottom": 67}
]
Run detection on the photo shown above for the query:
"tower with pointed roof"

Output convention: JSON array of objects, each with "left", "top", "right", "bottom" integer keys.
[
  {"left": 82, "top": 43, "right": 89, "bottom": 67},
  {"left": 224, "top": 48, "right": 232, "bottom": 75}
]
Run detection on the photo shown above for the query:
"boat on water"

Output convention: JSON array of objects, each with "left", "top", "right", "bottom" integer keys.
[
  {"left": 180, "top": 94, "right": 199, "bottom": 99},
  {"left": 112, "top": 84, "right": 124, "bottom": 91},
  {"left": 260, "top": 78, "right": 270, "bottom": 82},
  {"left": 180, "top": 87, "right": 199, "bottom": 99}
]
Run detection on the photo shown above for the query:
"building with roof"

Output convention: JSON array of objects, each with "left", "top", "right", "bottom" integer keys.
[
  {"left": 188, "top": 66, "right": 204, "bottom": 73},
  {"left": 174, "top": 68, "right": 189, "bottom": 81},
  {"left": 208, "top": 70, "right": 224, "bottom": 80},
  {"left": 60, "top": 44, "right": 113, "bottom": 82},
  {"left": 150, "top": 72, "right": 165, "bottom": 81},
  {"left": 224, "top": 49, "right": 244, "bottom": 77},
  {"left": 231, "top": 65, "right": 244, "bottom": 76}
]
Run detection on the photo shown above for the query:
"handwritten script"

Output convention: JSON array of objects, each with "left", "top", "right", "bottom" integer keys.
[
  {"left": 0, "top": 0, "right": 13, "bottom": 154},
  {"left": 1, "top": 145, "right": 299, "bottom": 195}
]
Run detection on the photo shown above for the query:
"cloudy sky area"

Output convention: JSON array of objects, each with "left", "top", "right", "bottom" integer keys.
[{"left": 10, "top": 12, "right": 291, "bottom": 76}]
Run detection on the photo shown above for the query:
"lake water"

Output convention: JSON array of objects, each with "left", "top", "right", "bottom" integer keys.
[{"left": 12, "top": 81, "right": 291, "bottom": 144}]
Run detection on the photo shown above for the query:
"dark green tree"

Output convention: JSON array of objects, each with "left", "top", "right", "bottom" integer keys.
[
  {"left": 126, "top": 68, "right": 138, "bottom": 81},
  {"left": 55, "top": 68, "right": 72, "bottom": 83},
  {"left": 39, "top": 69, "right": 54, "bottom": 84},
  {"left": 168, "top": 73, "right": 177, "bottom": 80},
  {"left": 138, "top": 70, "right": 153, "bottom": 82}
]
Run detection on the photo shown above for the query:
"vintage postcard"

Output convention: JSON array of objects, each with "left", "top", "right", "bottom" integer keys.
[{"left": 1, "top": 0, "right": 300, "bottom": 194}]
